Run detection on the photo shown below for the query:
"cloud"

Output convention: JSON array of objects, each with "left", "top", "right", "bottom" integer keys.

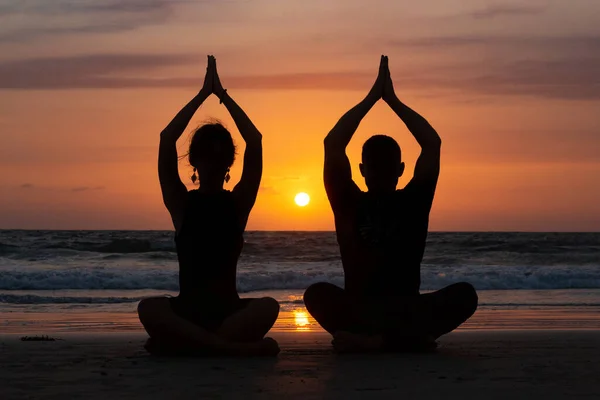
[
  {"left": 0, "top": 0, "right": 174, "bottom": 16},
  {"left": 16, "top": 183, "right": 106, "bottom": 192},
  {"left": 0, "top": 53, "right": 372, "bottom": 90},
  {"left": 388, "top": 57, "right": 600, "bottom": 100},
  {"left": 0, "top": 32, "right": 599, "bottom": 100},
  {"left": 0, "top": 144, "right": 157, "bottom": 166},
  {"left": 0, "top": 0, "right": 184, "bottom": 42},
  {"left": 468, "top": 4, "right": 547, "bottom": 19},
  {"left": 0, "top": 0, "right": 251, "bottom": 43},
  {"left": 71, "top": 186, "right": 105, "bottom": 192},
  {"left": 388, "top": 35, "right": 600, "bottom": 52},
  {"left": 223, "top": 72, "right": 372, "bottom": 90},
  {"left": 0, "top": 54, "right": 198, "bottom": 89},
  {"left": 449, "top": 129, "right": 600, "bottom": 164},
  {"left": 384, "top": 35, "right": 600, "bottom": 100},
  {"left": 459, "top": 59, "right": 600, "bottom": 100}
]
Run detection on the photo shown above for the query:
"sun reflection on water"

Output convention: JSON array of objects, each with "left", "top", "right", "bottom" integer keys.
[{"left": 294, "top": 310, "right": 310, "bottom": 331}]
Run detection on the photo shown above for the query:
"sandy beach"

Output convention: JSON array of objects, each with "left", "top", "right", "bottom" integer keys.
[
  {"left": 1, "top": 329, "right": 599, "bottom": 399},
  {"left": 3, "top": 232, "right": 600, "bottom": 398}
]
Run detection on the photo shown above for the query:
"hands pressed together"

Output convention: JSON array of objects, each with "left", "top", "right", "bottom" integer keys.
[
  {"left": 201, "top": 53, "right": 397, "bottom": 105},
  {"left": 367, "top": 55, "right": 398, "bottom": 104},
  {"left": 200, "top": 55, "right": 227, "bottom": 102}
]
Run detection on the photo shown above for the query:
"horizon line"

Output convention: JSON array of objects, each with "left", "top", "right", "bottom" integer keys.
[{"left": 0, "top": 228, "right": 598, "bottom": 234}]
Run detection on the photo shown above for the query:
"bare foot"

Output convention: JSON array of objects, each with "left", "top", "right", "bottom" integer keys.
[
  {"left": 413, "top": 335, "right": 438, "bottom": 351},
  {"left": 420, "top": 335, "right": 438, "bottom": 351},
  {"left": 259, "top": 337, "right": 281, "bottom": 356},
  {"left": 226, "top": 337, "right": 280, "bottom": 357},
  {"left": 332, "top": 331, "right": 384, "bottom": 353}
]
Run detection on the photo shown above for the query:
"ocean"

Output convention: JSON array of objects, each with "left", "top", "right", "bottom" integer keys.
[{"left": 1, "top": 230, "right": 600, "bottom": 331}]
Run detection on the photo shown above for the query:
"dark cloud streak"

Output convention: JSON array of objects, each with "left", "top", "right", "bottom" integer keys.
[
  {"left": 0, "top": 0, "right": 184, "bottom": 17},
  {"left": 16, "top": 184, "right": 105, "bottom": 192},
  {"left": 387, "top": 35, "right": 600, "bottom": 52},
  {"left": 386, "top": 34, "right": 600, "bottom": 100},
  {"left": 0, "top": 145, "right": 156, "bottom": 166},
  {"left": 0, "top": 54, "right": 199, "bottom": 89},
  {"left": 71, "top": 186, "right": 105, "bottom": 192},
  {"left": 1, "top": 31, "right": 599, "bottom": 100},
  {"left": 468, "top": 4, "right": 547, "bottom": 19},
  {"left": 0, "top": 0, "right": 186, "bottom": 43},
  {"left": 0, "top": 54, "right": 371, "bottom": 90}
]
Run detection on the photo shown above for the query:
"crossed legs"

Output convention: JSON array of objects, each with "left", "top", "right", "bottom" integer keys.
[
  {"left": 304, "top": 282, "right": 478, "bottom": 352},
  {"left": 137, "top": 296, "right": 280, "bottom": 356}
]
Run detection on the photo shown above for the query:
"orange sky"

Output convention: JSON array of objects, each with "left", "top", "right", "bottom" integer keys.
[{"left": 0, "top": 0, "right": 599, "bottom": 231}]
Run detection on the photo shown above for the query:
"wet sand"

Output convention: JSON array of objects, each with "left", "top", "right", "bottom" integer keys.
[{"left": 3, "top": 308, "right": 600, "bottom": 333}]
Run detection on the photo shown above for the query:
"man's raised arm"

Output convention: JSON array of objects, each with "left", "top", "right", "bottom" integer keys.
[
  {"left": 382, "top": 56, "right": 441, "bottom": 197},
  {"left": 324, "top": 56, "right": 387, "bottom": 203}
]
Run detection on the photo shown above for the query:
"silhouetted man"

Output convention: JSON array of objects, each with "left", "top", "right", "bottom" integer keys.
[{"left": 303, "top": 56, "right": 478, "bottom": 352}]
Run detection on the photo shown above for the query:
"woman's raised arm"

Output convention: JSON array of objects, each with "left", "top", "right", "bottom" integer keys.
[
  {"left": 212, "top": 57, "right": 263, "bottom": 218},
  {"left": 159, "top": 55, "right": 214, "bottom": 231}
]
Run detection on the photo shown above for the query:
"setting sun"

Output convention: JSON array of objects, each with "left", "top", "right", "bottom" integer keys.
[{"left": 294, "top": 192, "right": 310, "bottom": 207}]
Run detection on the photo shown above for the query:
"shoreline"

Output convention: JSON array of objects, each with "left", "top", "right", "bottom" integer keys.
[{"left": 2, "top": 308, "right": 600, "bottom": 334}]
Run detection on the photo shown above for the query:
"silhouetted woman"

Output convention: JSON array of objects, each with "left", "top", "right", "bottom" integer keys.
[{"left": 138, "top": 56, "right": 280, "bottom": 356}]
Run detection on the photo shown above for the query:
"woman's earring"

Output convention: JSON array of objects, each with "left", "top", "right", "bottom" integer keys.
[
  {"left": 225, "top": 169, "right": 231, "bottom": 183},
  {"left": 191, "top": 168, "right": 197, "bottom": 183}
]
